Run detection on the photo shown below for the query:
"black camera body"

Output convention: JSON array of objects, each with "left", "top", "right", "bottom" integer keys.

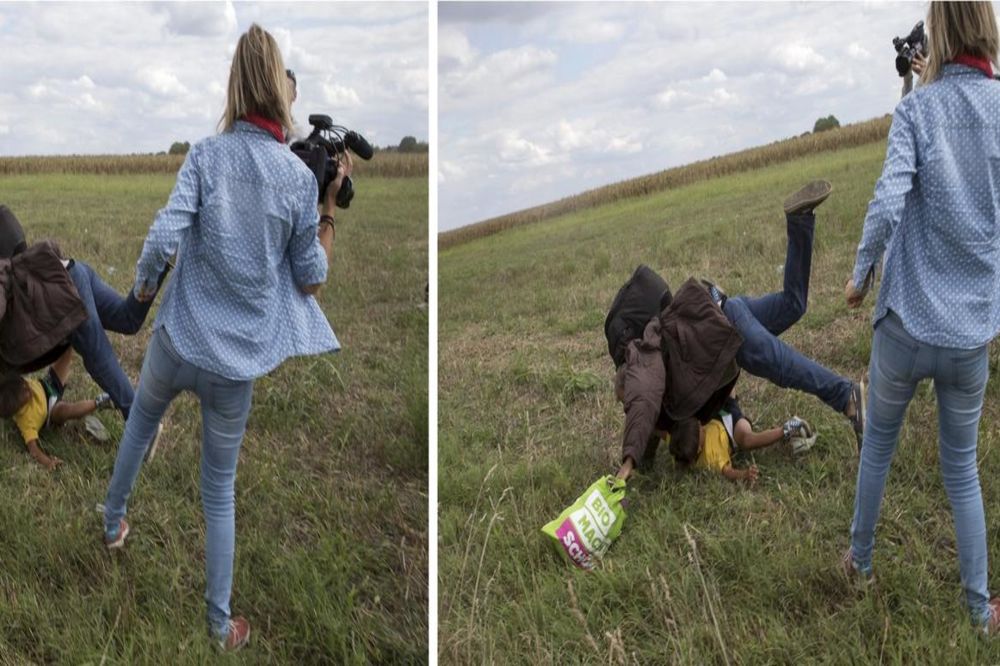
[
  {"left": 893, "top": 20, "right": 927, "bottom": 77},
  {"left": 290, "top": 114, "right": 374, "bottom": 208}
]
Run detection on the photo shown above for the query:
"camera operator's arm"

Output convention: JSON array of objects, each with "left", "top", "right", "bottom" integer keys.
[
  {"left": 134, "top": 146, "right": 201, "bottom": 301},
  {"left": 901, "top": 54, "right": 927, "bottom": 98},
  {"left": 847, "top": 104, "right": 917, "bottom": 307},
  {"left": 292, "top": 153, "right": 353, "bottom": 297}
]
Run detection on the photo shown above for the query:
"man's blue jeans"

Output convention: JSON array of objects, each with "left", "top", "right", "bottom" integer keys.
[
  {"left": 850, "top": 310, "right": 991, "bottom": 623},
  {"left": 103, "top": 326, "right": 255, "bottom": 640},
  {"left": 67, "top": 261, "right": 154, "bottom": 418},
  {"left": 722, "top": 212, "right": 853, "bottom": 412}
]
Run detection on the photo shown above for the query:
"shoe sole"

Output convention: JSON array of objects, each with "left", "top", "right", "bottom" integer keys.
[{"left": 783, "top": 180, "right": 833, "bottom": 215}]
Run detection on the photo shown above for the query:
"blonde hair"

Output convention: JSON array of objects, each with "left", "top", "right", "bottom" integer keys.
[
  {"left": 921, "top": 1, "right": 1000, "bottom": 85},
  {"left": 218, "top": 24, "right": 293, "bottom": 133}
]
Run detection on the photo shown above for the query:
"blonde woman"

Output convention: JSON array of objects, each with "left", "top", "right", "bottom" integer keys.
[
  {"left": 844, "top": 2, "right": 1000, "bottom": 632},
  {"left": 101, "top": 24, "right": 350, "bottom": 650}
]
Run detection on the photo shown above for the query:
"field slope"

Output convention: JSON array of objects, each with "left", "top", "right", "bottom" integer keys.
[
  {"left": 439, "top": 134, "right": 1000, "bottom": 663},
  {"left": 0, "top": 171, "right": 427, "bottom": 664}
]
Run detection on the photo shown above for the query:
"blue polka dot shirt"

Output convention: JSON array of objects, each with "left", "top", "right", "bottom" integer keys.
[
  {"left": 134, "top": 121, "right": 340, "bottom": 381},
  {"left": 853, "top": 63, "right": 1000, "bottom": 350}
]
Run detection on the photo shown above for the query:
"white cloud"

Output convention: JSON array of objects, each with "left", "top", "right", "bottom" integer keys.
[
  {"left": 322, "top": 83, "right": 362, "bottom": 109},
  {"left": 552, "top": 19, "right": 625, "bottom": 44},
  {"left": 497, "top": 132, "right": 551, "bottom": 166},
  {"left": 141, "top": 66, "right": 189, "bottom": 97},
  {"left": 443, "top": 45, "right": 557, "bottom": 104},
  {"left": 439, "top": 26, "right": 477, "bottom": 67},
  {"left": 654, "top": 88, "right": 679, "bottom": 109},
  {"left": 439, "top": 1, "right": 927, "bottom": 230},
  {"left": 703, "top": 68, "right": 727, "bottom": 83},
  {"left": 0, "top": 3, "right": 427, "bottom": 156},
  {"left": 709, "top": 88, "right": 737, "bottom": 106},
  {"left": 0, "top": 125, "right": 9, "bottom": 136},
  {"left": 770, "top": 41, "right": 827, "bottom": 72},
  {"left": 162, "top": 1, "right": 237, "bottom": 37},
  {"left": 848, "top": 42, "right": 871, "bottom": 60}
]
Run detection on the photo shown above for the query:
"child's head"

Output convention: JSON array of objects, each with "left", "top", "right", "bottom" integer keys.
[
  {"left": 0, "top": 373, "right": 29, "bottom": 417},
  {"left": 668, "top": 418, "right": 703, "bottom": 465}
]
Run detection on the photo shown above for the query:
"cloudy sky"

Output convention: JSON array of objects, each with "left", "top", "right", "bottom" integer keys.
[
  {"left": 0, "top": 2, "right": 427, "bottom": 156},
  {"left": 439, "top": 1, "right": 998, "bottom": 231}
]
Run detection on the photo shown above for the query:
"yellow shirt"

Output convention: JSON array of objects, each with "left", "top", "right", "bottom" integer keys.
[
  {"left": 12, "top": 379, "right": 47, "bottom": 444},
  {"left": 694, "top": 420, "right": 732, "bottom": 473}
]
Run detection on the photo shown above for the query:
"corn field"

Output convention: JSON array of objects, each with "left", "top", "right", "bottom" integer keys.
[
  {"left": 0, "top": 151, "right": 428, "bottom": 178},
  {"left": 439, "top": 115, "right": 892, "bottom": 249}
]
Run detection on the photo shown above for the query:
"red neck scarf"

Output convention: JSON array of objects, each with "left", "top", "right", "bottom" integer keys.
[
  {"left": 952, "top": 54, "right": 994, "bottom": 78},
  {"left": 242, "top": 114, "right": 284, "bottom": 142}
]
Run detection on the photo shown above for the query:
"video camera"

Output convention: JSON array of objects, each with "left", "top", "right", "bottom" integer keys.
[
  {"left": 291, "top": 114, "right": 374, "bottom": 208},
  {"left": 893, "top": 20, "right": 927, "bottom": 77}
]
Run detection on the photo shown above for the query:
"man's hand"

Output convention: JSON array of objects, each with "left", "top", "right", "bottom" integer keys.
[
  {"left": 912, "top": 53, "right": 927, "bottom": 76},
  {"left": 322, "top": 152, "right": 355, "bottom": 212},
  {"left": 845, "top": 278, "right": 865, "bottom": 308},
  {"left": 134, "top": 279, "right": 157, "bottom": 303}
]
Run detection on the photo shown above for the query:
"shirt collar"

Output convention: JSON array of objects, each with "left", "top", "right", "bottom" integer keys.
[{"left": 942, "top": 60, "right": 995, "bottom": 78}]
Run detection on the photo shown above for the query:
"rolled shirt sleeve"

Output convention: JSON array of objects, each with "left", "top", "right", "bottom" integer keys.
[
  {"left": 852, "top": 103, "right": 917, "bottom": 289},
  {"left": 134, "top": 146, "right": 201, "bottom": 294},
  {"left": 289, "top": 175, "right": 328, "bottom": 290}
]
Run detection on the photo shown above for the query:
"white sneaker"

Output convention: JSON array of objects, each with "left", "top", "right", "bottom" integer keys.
[{"left": 791, "top": 432, "right": 818, "bottom": 455}]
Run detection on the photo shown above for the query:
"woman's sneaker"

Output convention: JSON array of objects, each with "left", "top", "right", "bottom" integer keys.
[
  {"left": 104, "top": 519, "right": 130, "bottom": 550},
  {"left": 217, "top": 617, "right": 251, "bottom": 651},
  {"left": 841, "top": 548, "right": 875, "bottom": 587},
  {"left": 982, "top": 598, "right": 1000, "bottom": 635}
]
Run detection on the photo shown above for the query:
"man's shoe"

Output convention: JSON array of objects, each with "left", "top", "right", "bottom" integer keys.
[
  {"left": 94, "top": 393, "right": 113, "bottom": 410},
  {"left": 783, "top": 180, "right": 833, "bottom": 215},
  {"left": 217, "top": 617, "right": 251, "bottom": 651},
  {"left": 847, "top": 381, "right": 866, "bottom": 454}
]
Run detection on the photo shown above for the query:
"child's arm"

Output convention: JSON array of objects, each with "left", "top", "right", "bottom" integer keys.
[
  {"left": 721, "top": 462, "right": 758, "bottom": 485},
  {"left": 733, "top": 418, "right": 783, "bottom": 451},
  {"left": 25, "top": 439, "right": 61, "bottom": 471}
]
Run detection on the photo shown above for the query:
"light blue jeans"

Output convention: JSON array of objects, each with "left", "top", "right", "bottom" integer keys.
[
  {"left": 849, "top": 311, "right": 991, "bottom": 623},
  {"left": 104, "top": 326, "right": 254, "bottom": 639}
]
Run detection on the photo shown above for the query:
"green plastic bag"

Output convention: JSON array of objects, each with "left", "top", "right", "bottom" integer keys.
[{"left": 541, "top": 475, "right": 627, "bottom": 570}]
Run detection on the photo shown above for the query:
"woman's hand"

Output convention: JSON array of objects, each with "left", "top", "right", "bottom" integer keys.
[
  {"left": 912, "top": 52, "right": 927, "bottom": 76},
  {"left": 845, "top": 278, "right": 865, "bottom": 308}
]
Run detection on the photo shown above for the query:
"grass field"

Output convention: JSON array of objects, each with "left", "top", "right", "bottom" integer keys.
[
  {"left": 439, "top": 137, "right": 1000, "bottom": 663},
  {"left": 0, "top": 171, "right": 427, "bottom": 663}
]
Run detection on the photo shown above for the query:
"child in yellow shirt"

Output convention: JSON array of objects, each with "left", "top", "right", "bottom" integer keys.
[
  {"left": 669, "top": 397, "right": 815, "bottom": 484},
  {"left": 0, "top": 348, "right": 111, "bottom": 470}
]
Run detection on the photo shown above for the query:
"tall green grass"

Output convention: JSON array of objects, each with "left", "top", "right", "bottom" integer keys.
[
  {"left": 0, "top": 172, "right": 427, "bottom": 663},
  {"left": 439, "top": 139, "right": 1000, "bottom": 663}
]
